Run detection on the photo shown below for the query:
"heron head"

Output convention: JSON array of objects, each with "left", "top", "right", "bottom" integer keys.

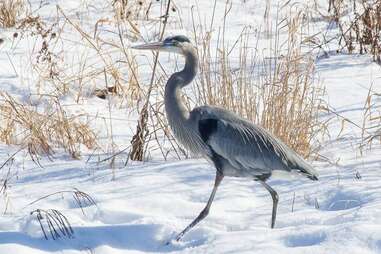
[{"left": 131, "top": 35, "right": 192, "bottom": 54}]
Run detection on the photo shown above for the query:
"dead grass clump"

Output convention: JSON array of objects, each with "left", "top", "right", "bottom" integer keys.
[
  {"left": 194, "top": 11, "right": 324, "bottom": 158},
  {"left": 328, "top": 0, "right": 381, "bottom": 63},
  {"left": 17, "top": 15, "right": 60, "bottom": 81},
  {"left": 0, "top": 0, "right": 26, "bottom": 28},
  {"left": 260, "top": 13, "right": 324, "bottom": 157},
  {"left": 0, "top": 93, "right": 97, "bottom": 159}
]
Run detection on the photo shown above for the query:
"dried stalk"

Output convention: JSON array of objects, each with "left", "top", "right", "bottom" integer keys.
[{"left": 130, "top": 0, "right": 172, "bottom": 161}]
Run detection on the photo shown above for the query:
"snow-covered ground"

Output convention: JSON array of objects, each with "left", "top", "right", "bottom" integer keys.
[{"left": 0, "top": 0, "right": 381, "bottom": 253}]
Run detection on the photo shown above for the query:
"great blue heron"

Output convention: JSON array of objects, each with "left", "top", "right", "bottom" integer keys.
[{"left": 132, "top": 35, "right": 318, "bottom": 242}]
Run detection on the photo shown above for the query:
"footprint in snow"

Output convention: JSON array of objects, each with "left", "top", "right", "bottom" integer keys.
[
  {"left": 319, "top": 189, "right": 364, "bottom": 211},
  {"left": 285, "top": 232, "right": 327, "bottom": 247}
]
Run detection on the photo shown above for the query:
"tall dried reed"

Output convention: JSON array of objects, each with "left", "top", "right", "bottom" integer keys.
[
  {"left": 0, "top": 0, "right": 25, "bottom": 28},
  {"left": 192, "top": 10, "right": 324, "bottom": 158},
  {"left": 327, "top": 0, "right": 381, "bottom": 63},
  {"left": 360, "top": 86, "right": 381, "bottom": 152}
]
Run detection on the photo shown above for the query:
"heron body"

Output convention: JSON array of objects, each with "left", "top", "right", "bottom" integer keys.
[{"left": 132, "top": 35, "right": 318, "bottom": 242}]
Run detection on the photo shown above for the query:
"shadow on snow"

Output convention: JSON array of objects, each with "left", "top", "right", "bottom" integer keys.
[{"left": 0, "top": 224, "right": 199, "bottom": 252}]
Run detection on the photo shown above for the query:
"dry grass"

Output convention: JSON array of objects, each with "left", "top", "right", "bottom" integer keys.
[
  {"left": 326, "top": 0, "right": 381, "bottom": 63},
  {"left": 15, "top": 7, "right": 143, "bottom": 108},
  {"left": 0, "top": 92, "right": 97, "bottom": 159},
  {"left": 360, "top": 86, "right": 381, "bottom": 152},
  {"left": 112, "top": 0, "right": 152, "bottom": 21},
  {"left": 30, "top": 209, "right": 74, "bottom": 240},
  {"left": 192, "top": 10, "right": 324, "bottom": 158},
  {"left": 0, "top": 0, "right": 26, "bottom": 28},
  {"left": 13, "top": 6, "right": 146, "bottom": 164},
  {"left": 26, "top": 189, "right": 98, "bottom": 216},
  {"left": 0, "top": 4, "right": 147, "bottom": 163},
  {"left": 54, "top": 6, "right": 142, "bottom": 105},
  {"left": 111, "top": 0, "right": 155, "bottom": 42}
]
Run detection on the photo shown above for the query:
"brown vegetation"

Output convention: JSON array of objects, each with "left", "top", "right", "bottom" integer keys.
[
  {"left": 328, "top": 0, "right": 381, "bottom": 63},
  {"left": 192, "top": 9, "right": 324, "bottom": 158},
  {"left": 0, "top": 93, "right": 97, "bottom": 159},
  {"left": 0, "top": 0, "right": 26, "bottom": 28}
]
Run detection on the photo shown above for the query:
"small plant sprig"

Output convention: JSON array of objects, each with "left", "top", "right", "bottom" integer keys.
[{"left": 25, "top": 189, "right": 98, "bottom": 216}]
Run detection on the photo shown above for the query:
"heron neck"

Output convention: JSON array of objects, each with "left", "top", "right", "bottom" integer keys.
[
  {"left": 178, "top": 48, "right": 198, "bottom": 86},
  {"left": 164, "top": 48, "right": 198, "bottom": 124}
]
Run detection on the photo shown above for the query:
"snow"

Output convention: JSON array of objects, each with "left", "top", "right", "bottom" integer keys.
[{"left": 0, "top": 0, "right": 381, "bottom": 253}]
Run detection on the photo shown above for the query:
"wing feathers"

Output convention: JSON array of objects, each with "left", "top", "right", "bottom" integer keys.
[{"left": 191, "top": 106, "right": 318, "bottom": 180}]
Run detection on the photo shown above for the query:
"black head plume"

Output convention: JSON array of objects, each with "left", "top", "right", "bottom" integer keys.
[{"left": 163, "top": 35, "right": 191, "bottom": 44}]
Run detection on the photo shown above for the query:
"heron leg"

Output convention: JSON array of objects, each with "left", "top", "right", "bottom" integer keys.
[
  {"left": 259, "top": 181, "right": 279, "bottom": 228},
  {"left": 174, "top": 171, "right": 224, "bottom": 242}
]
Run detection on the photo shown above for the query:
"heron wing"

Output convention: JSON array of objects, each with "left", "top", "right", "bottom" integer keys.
[{"left": 191, "top": 106, "right": 318, "bottom": 179}]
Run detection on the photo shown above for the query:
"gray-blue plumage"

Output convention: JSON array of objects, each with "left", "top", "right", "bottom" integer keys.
[
  {"left": 192, "top": 105, "right": 318, "bottom": 180},
  {"left": 132, "top": 35, "right": 318, "bottom": 243}
]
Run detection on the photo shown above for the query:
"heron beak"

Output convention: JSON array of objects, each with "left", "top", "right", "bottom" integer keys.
[{"left": 131, "top": 41, "right": 166, "bottom": 51}]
